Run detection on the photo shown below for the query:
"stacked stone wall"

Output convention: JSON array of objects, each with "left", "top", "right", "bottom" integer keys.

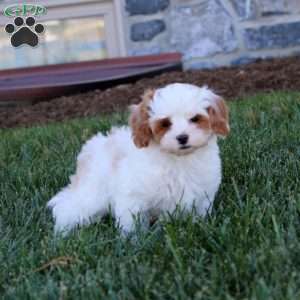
[{"left": 124, "top": 0, "right": 300, "bottom": 68}]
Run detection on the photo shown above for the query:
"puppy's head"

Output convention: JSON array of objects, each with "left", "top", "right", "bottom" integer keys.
[{"left": 130, "top": 83, "right": 229, "bottom": 155}]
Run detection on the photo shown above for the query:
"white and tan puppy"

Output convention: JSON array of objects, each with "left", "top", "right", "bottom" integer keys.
[{"left": 47, "top": 83, "right": 230, "bottom": 235}]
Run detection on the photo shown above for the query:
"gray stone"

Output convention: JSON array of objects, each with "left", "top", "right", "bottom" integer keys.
[
  {"left": 131, "top": 20, "right": 166, "bottom": 42},
  {"left": 125, "top": 0, "right": 170, "bottom": 16},
  {"left": 229, "top": 0, "right": 257, "bottom": 20},
  {"left": 260, "top": 0, "right": 287, "bottom": 16},
  {"left": 244, "top": 22, "right": 300, "bottom": 50},
  {"left": 260, "top": 0, "right": 300, "bottom": 16},
  {"left": 170, "top": 0, "right": 238, "bottom": 60},
  {"left": 287, "top": 0, "right": 300, "bottom": 14}
]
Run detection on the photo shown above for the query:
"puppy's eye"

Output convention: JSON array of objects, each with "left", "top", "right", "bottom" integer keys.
[
  {"left": 190, "top": 115, "right": 201, "bottom": 123},
  {"left": 160, "top": 118, "right": 172, "bottom": 128}
]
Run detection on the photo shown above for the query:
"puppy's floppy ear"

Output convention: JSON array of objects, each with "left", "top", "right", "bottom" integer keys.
[
  {"left": 129, "top": 89, "right": 155, "bottom": 148},
  {"left": 207, "top": 95, "right": 230, "bottom": 136}
]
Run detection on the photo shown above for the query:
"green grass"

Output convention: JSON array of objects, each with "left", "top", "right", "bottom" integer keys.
[{"left": 0, "top": 92, "right": 300, "bottom": 300}]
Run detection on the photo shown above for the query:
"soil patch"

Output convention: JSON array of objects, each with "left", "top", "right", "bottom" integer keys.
[{"left": 1, "top": 56, "right": 300, "bottom": 129}]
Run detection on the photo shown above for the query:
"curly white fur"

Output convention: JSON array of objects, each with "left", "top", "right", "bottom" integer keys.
[{"left": 47, "top": 83, "right": 230, "bottom": 235}]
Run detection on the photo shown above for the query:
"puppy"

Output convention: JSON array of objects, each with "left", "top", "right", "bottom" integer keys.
[{"left": 47, "top": 83, "right": 230, "bottom": 235}]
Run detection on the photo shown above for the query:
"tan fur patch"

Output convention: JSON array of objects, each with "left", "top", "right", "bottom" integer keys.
[
  {"left": 192, "top": 114, "right": 211, "bottom": 131},
  {"left": 152, "top": 117, "right": 172, "bottom": 142},
  {"left": 129, "top": 89, "right": 155, "bottom": 148},
  {"left": 207, "top": 97, "right": 230, "bottom": 136},
  {"left": 70, "top": 154, "right": 92, "bottom": 189}
]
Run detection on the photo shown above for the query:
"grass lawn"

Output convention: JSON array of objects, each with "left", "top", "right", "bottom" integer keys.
[{"left": 0, "top": 92, "right": 300, "bottom": 299}]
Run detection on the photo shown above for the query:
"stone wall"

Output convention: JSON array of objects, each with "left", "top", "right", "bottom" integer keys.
[{"left": 123, "top": 0, "right": 300, "bottom": 69}]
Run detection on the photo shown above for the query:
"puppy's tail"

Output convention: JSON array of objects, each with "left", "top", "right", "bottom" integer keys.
[
  {"left": 47, "top": 133, "right": 110, "bottom": 234},
  {"left": 47, "top": 187, "right": 85, "bottom": 234}
]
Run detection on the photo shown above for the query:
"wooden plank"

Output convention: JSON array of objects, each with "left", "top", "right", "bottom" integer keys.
[{"left": 0, "top": 53, "right": 182, "bottom": 102}]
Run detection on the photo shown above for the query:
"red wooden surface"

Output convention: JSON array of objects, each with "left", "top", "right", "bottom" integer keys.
[{"left": 0, "top": 53, "right": 182, "bottom": 102}]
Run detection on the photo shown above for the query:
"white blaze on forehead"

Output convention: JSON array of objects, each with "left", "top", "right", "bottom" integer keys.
[{"left": 148, "top": 83, "right": 214, "bottom": 120}]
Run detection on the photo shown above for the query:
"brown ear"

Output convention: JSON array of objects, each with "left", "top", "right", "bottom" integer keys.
[
  {"left": 129, "top": 89, "right": 155, "bottom": 148},
  {"left": 207, "top": 97, "right": 230, "bottom": 136}
]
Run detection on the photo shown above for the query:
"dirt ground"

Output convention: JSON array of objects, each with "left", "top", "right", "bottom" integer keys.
[{"left": 1, "top": 56, "right": 300, "bottom": 129}]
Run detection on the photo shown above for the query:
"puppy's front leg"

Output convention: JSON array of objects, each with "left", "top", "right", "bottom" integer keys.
[{"left": 115, "top": 203, "right": 145, "bottom": 236}]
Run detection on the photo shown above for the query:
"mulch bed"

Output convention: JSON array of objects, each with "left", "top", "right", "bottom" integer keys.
[{"left": 1, "top": 56, "right": 300, "bottom": 129}]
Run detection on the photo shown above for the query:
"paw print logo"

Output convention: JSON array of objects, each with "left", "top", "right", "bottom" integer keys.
[{"left": 5, "top": 16, "right": 45, "bottom": 47}]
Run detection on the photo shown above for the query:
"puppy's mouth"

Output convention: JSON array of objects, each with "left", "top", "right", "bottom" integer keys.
[
  {"left": 163, "top": 144, "right": 195, "bottom": 156},
  {"left": 179, "top": 145, "right": 192, "bottom": 150}
]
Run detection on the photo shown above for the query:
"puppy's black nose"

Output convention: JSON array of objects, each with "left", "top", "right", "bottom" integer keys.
[{"left": 176, "top": 134, "right": 189, "bottom": 145}]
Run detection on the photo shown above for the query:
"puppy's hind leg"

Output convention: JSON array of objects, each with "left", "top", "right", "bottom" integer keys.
[{"left": 47, "top": 134, "right": 110, "bottom": 234}]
